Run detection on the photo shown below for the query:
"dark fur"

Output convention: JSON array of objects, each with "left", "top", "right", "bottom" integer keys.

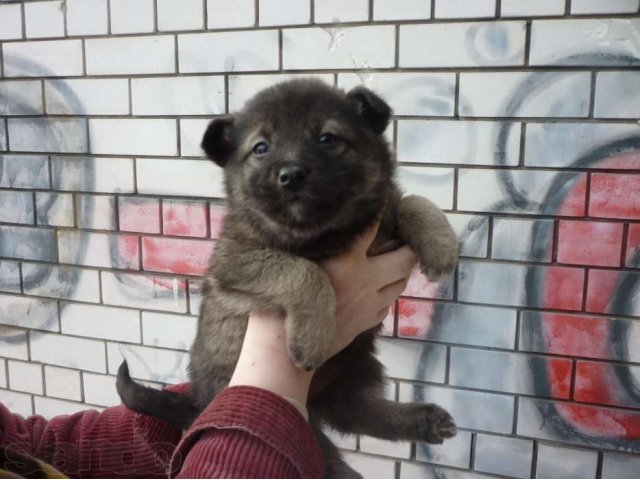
[{"left": 117, "top": 79, "right": 458, "bottom": 477}]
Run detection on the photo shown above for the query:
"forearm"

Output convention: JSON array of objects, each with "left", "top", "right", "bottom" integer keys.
[
  {"left": 229, "top": 311, "right": 314, "bottom": 411},
  {"left": 169, "top": 312, "right": 324, "bottom": 478}
]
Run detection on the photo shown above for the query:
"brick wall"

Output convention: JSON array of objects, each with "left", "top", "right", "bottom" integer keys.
[{"left": 1, "top": 0, "right": 639, "bottom": 477}]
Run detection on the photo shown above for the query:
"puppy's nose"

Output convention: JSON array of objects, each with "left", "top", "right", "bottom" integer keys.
[{"left": 278, "top": 165, "right": 308, "bottom": 191}]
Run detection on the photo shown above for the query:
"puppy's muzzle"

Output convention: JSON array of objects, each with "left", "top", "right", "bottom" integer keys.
[{"left": 278, "top": 165, "right": 309, "bottom": 192}]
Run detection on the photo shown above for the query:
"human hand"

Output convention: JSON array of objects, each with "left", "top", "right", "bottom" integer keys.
[
  {"left": 319, "top": 221, "right": 417, "bottom": 358},
  {"left": 229, "top": 222, "right": 416, "bottom": 408}
]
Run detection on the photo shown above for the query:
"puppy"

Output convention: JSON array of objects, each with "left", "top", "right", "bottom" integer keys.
[{"left": 117, "top": 78, "right": 458, "bottom": 477}]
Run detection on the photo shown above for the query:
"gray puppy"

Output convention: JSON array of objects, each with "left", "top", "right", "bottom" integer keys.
[{"left": 117, "top": 78, "right": 458, "bottom": 478}]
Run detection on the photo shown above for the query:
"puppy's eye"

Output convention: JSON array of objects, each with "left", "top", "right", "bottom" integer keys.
[
  {"left": 318, "top": 133, "right": 338, "bottom": 144},
  {"left": 252, "top": 142, "right": 269, "bottom": 156}
]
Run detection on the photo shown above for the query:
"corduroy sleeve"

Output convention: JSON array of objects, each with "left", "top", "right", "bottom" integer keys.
[
  {"left": 0, "top": 394, "right": 184, "bottom": 479},
  {"left": 170, "top": 386, "right": 325, "bottom": 479}
]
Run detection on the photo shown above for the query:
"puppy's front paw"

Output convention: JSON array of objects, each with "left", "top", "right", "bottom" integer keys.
[
  {"left": 286, "top": 303, "right": 335, "bottom": 371},
  {"left": 287, "top": 336, "right": 327, "bottom": 371},
  {"left": 419, "top": 236, "right": 458, "bottom": 282},
  {"left": 416, "top": 404, "right": 457, "bottom": 444}
]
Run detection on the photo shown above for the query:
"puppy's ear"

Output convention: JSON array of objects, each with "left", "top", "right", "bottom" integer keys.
[
  {"left": 346, "top": 87, "right": 392, "bottom": 135},
  {"left": 201, "top": 116, "right": 236, "bottom": 167}
]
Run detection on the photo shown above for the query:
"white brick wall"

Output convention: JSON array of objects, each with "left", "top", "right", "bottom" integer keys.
[
  {"left": 0, "top": 4, "right": 23, "bottom": 40},
  {"left": 0, "top": 80, "right": 43, "bottom": 116},
  {"left": 65, "top": 0, "right": 109, "bottom": 36},
  {"left": 24, "top": 1, "right": 65, "bottom": 39},
  {"left": 85, "top": 36, "right": 176, "bottom": 75},
  {"left": 3, "top": 40, "right": 84, "bottom": 77},
  {"left": 206, "top": 0, "right": 255, "bottom": 29},
  {"left": 434, "top": 0, "right": 495, "bottom": 19},
  {"left": 131, "top": 76, "right": 226, "bottom": 115},
  {"left": 179, "top": 30, "right": 279, "bottom": 72},
  {"left": 2, "top": 2, "right": 640, "bottom": 478},
  {"left": 400, "top": 22, "right": 526, "bottom": 67},
  {"left": 110, "top": 0, "right": 155, "bottom": 34},
  {"left": 158, "top": 0, "right": 204, "bottom": 32},
  {"left": 89, "top": 119, "right": 178, "bottom": 156},
  {"left": 45, "top": 79, "right": 130, "bottom": 115}
]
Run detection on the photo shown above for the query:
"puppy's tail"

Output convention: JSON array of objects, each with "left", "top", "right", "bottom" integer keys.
[{"left": 116, "top": 360, "right": 199, "bottom": 430}]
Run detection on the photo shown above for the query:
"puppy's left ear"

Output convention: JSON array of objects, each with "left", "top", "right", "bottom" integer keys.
[
  {"left": 346, "top": 87, "right": 392, "bottom": 135},
  {"left": 201, "top": 116, "right": 236, "bottom": 167}
]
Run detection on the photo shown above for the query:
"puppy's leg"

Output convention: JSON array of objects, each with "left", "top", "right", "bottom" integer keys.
[
  {"left": 310, "top": 419, "right": 363, "bottom": 479},
  {"left": 212, "top": 247, "right": 336, "bottom": 371},
  {"left": 317, "top": 392, "right": 456, "bottom": 445},
  {"left": 396, "top": 195, "right": 458, "bottom": 280},
  {"left": 313, "top": 353, "right": 456, "bottom": 445}
]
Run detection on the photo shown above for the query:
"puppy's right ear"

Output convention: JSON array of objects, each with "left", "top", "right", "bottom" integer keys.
[{"left": 201, "top": 116, "right": 235, "bottom": 167}]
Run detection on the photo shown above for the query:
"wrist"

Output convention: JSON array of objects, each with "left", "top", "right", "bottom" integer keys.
[{"left": 229, "top": 311, "right": 314, "bottom": 410}]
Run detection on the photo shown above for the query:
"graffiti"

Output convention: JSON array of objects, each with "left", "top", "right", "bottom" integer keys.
[
  {"left": 0, "top": 54, "right": 94, "bottom": 337},
  {"left": 411, "top": 54, "right": 640, "bottom": 463}
]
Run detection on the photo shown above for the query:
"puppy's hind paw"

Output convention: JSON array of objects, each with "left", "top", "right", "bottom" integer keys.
[{"left": 416, "top": 404, "right": 457, "bottom": 444}]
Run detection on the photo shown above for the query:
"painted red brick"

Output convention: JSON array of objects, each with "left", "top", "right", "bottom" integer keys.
[
  {"left": 542, "top": 266, "right": 585, "bottom": 311},
  {"left": 397, "top": 298, "right": 433, "bottom": 339},
  {"left": 557, "top": 220, "right": 624, "bottom": 267},
  {"left": 548, "top": 358, "right": 573, "bottom": 399},
  {"left": 210, "top": 203, "right": 227, "bottom": 239},
  {"left": 115, "top": 234, "right": 141, "bottom": 269},
  {"left": 585, "top": 269, "right": 619, "bottom": 314},
  {"left": 557, "top": 173, "right": 588, "bottom": 217},
  {"left": 401, "top": 269, "right": 452, "bottom": 300},
  {"left": 589, "top": 173, "right": 640, "bottom": 220},
  {"left": 574, "top": 361, "right": 635, "bottom": 409},
  {"left": 627, "top": 223, "right": 640, "bottom": 267},
  {"left": 119, "top": 199, "right": 160, "bottom": 234},
  {"left": 163, "top": 200, "right": 208, "bottom": 238},
  {"left": 142, "top": 237, "right": 215, "bottom": 276},
  {"left": 554, "top": 401, "right": 640, "bottom": 439},
  {"left": 539, "top": 313, "right": 614, "bottom": 360}
]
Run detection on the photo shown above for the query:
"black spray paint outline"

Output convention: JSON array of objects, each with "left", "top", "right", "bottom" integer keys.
[{"left": 0, "top": 54, "right": 94, "bottom": 340}]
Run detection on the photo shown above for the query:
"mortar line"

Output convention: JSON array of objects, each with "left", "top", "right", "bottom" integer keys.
[
  {"left": 569, "top": 358, "right": 577, "bottom": 399},
  {"left": 469, "top": 432, "right": 477, "bottom": 469},
  {"left": 62, "top": 0, "right": 68, "bottom": 37},
  {"left": 620, "top": 223, "right": 629, "bottom": 267},
  {"left": 524, "top": 20, "right": 532, "bottom": 66},
  {"left": 153, "top": 0, "right": 159, "bottom": 32},
  {"left": 595, "top": 451, "right": 604, "bottom": 478},
  {"left": 21, "top": 2, "right": 26, "bottom": 39},
  {"left": 514, "top": 309, "right": 521, "bottom": 351},
  {"left": 530, "top": 440, "right": 538, "bottom": 478},
  {"left": 551, "top": 219, "right": 560, "bottom": 262},
  {"left": 107, "top": 0, "right": 112, "bottom": 35},
  {"left": 278, "top": 29, "right": 283, "bottom": 70},
  {"left": 588, "top": 71, "right": 597, "bottom": 119}
]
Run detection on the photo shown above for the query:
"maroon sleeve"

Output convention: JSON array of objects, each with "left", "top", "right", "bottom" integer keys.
[
  {"left": 0, "top": 388, "right": 185, "bottom": 478},
  {"left": 170, "top": 386, "right": 325, "bottom": 479}
]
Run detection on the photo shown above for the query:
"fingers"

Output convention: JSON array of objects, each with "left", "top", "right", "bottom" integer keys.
[
  {"left": 370, "top": 245, "right": 417, "bottom": 289},
  {"left": 377, "top": 276, "right": 409, "bottom": 311}
]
